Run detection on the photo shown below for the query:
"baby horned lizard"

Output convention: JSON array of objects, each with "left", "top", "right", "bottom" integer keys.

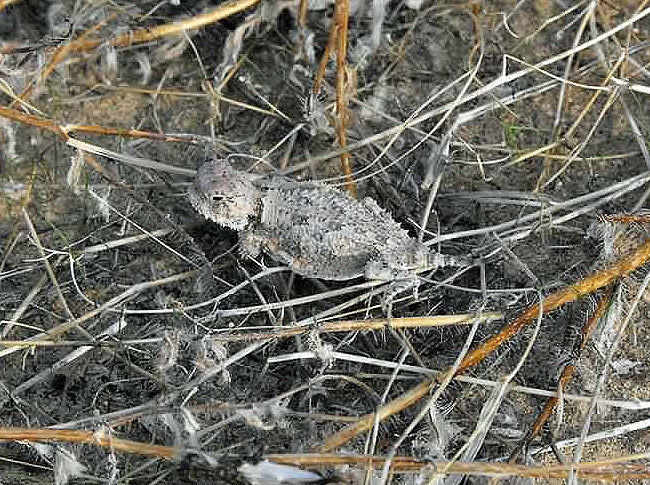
[{"left": 189, "top": 159, "right": 467, "bottom": 307}]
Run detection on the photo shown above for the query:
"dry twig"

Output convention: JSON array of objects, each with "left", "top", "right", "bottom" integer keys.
[{"left": 333, "top": 0, "right": 356, "bottom": 196}]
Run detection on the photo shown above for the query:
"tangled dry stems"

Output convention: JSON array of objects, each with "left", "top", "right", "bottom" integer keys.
[{"left": 2, "top": 0, "right": 650, "bottom": 484}]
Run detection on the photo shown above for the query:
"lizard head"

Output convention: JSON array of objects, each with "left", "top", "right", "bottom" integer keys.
[{"left": 188, "top": 159, "right": 261, "bottom": 231}]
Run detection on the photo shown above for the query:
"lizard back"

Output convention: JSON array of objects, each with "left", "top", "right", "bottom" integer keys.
[{"left": 259, "top": 184, "right": 422, "bottom": 280}]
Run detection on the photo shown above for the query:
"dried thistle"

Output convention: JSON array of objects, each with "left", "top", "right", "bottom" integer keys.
[
  {"left": 236, "top": 400, "right": 289, "bottom": 431},
  {"left": 590, "top": 211, "right": 650, "bottom": 265},
  {"left": 194, "top": 336, "right": 231, "bottom": 385},
  {"left": 66, "top": 149, "right": 84, "bottom": 194},
  {"left": 157, "top": 328, "right": 182, "bottom": 374}
]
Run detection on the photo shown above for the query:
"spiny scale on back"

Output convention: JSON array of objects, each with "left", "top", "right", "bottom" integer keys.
[{"left": 188, "top": 159, "right": 465, "bottom": 286}]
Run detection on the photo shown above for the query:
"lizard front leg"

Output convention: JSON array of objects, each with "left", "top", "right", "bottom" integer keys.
[
  {"left": 240, "top": 230, "right": 300, "bottom": 270},
  {"left": 239, "top": 230, "right": 268, "bottom": 259}
]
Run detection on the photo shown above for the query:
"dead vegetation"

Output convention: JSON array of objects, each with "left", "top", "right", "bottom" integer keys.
[{"left": 2, "top": 0, "right": 650, "bottom": 484}]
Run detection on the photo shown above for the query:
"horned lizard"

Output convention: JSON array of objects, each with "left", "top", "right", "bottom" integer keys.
[{"left": 188, "top": 159, "right": 467, "bottom": 307}]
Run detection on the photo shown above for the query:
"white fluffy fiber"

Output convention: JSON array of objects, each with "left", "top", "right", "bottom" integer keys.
[{"left": 239, "top": 460, "right": 322, "bottom": 485}]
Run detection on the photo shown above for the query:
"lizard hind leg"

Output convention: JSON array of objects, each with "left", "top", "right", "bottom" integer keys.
[
  {"left": 239, "top": 230, "right": 266, "bottom": 259},
  {"left": 379, "top": 277, "right": 421, "bottom": 317},
  {"left": 364, "top": 255, "right": 423, "bottom": 316}
]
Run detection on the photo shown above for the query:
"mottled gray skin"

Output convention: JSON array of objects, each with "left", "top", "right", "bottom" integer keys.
[{"left": 188, "top": 159, "right": 458, "bottom": 286}]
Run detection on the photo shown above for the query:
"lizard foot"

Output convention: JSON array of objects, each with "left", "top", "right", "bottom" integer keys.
[{"left": 380, "top": 278, "right": 421, "bottom": 316}]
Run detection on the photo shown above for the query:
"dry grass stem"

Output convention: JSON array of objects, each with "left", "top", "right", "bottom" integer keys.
[
  {"left": 1, "top": 255, "right": 66, "bottom": 339},
  {"left": 334, "top": 0, "right": 356, "bottom": 196},
  {"left": 313, "top": 13, "right": 337, "bottom": 96},
  {"left": 0, "top": 427, "right": 177, "bottom": 460},
  {"left": 0, "top": 427, "right": 648, "bottom": 482},
  {"left": 0, "top": 270, "right": 196, "bottom": 359},
  {"left": 210, "top": 312, "right": 501, "bottom": 342},
  {"left": 268, "top": 453, "right": 650, "bottom": 481},
  {"left": 0, "top": 105, "right": 199, "bottom": 143},
  {"left": 75, "top": 0, "right": 261, "bottom": 53},
  {"left": 536, "top": 1, "right": 593, "bottom": 189},
  {"left": 16, "top": 12, "right": 119, "bottom": 104},
  {"left": 321, "top": 238, "right": 650, "bottom": 450},
  {"left": 569, "top": 267, "right": 650, "bottom": 484},
  {"left": 511, "top": 285, "right": 615, "bottom": 460},
  {"left": 21, "top": 208, "right": 74, "bottom": 320},
  {"left": 4, "top": 2, "right": 650, "bottom": 483}
]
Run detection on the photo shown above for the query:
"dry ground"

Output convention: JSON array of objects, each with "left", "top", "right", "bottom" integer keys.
[{"left": 2, "top": 0, "right": 650, "bottom": 484}]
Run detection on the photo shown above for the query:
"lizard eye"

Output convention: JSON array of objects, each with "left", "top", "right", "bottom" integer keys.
[{"left": 212, "top": 195, "right": 226, "bottom": 203}]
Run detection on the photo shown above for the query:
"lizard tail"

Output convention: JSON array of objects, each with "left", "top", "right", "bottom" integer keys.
[{"left": 429, "top": 251, "right": 473, "bottom": 269}]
